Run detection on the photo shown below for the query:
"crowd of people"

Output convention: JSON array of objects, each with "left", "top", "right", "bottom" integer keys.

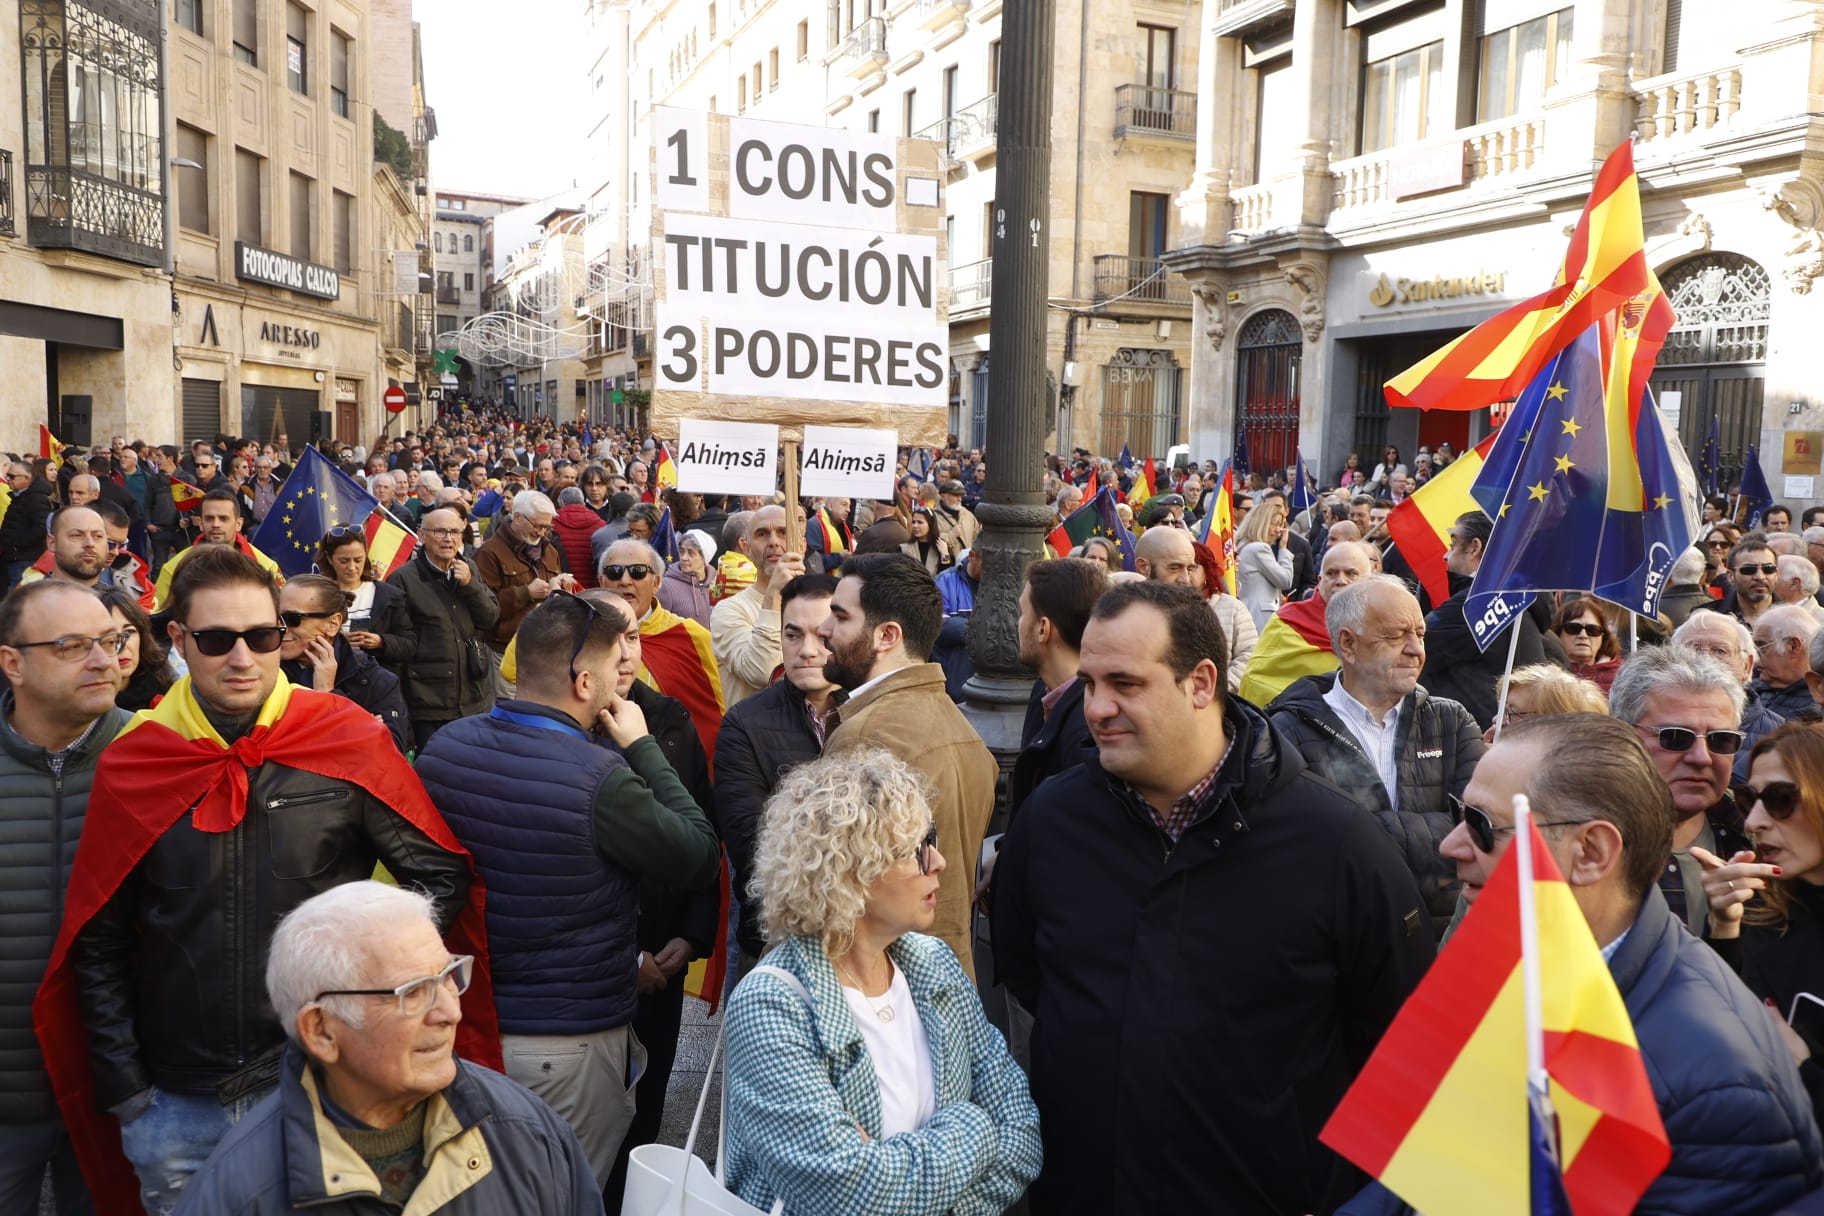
[{"left": 6, "top": 409, "right": 1824, "bottom": 1214}]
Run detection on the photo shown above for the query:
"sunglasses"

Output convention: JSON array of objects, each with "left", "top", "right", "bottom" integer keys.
[
  {"left": 1639, "top": 725, "right": 1746, "bottom": 755},
  {"left": 1735, "top": 563, "right": 1779, "bottom": 576},
  {"left": 914, "top": 823, "right": 940, "bottom": 875},
  {"left": 1560, "top": 621, "right": 1605, "bottom": 638},
  {"left": 1447, "top": 794, "right": 1589, "bottom": 853},
  {"left": 1735, "top": 781, "right": 1802, "bottom": 820},
  {"left": 599, "top": 563, "right": 655, "bottom": 582},
  {"left": 281, "top": 609, "right": 341, "bottom": 628},
  {"left": 324, "top": 524, "right": 365, "bottom": 540},
  {"left": 181, "top": 624, "right": 286, "bottom": 657},
  {"left": 1705, "top": 539, "right": 1732, "bottom": 549}
]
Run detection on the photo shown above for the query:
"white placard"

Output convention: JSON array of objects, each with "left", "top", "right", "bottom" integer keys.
[
  {"left": 799, "top": 426, "right": 898, "bottom": 499},
  {"left": 727, "top": 117, "right": 901, "bottom": 230},
  {"left": 655, "top": 318, "right": 945, "bottom": 407},
  {"left": 654, "top": 107, "right": 711, "bottom": 216},
  {"left": 1786, "top": 475, "right": 1815, "bottom": 499},
  {"left": 1659, "top": 390, "right": 1681, "bottom": 426},
  {"left": 674, "top": 419, "right": 779, "bottom": 496}
]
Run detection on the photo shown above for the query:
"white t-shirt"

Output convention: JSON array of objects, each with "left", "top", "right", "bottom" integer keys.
[
  {"left": 344, "top": 580, "right": 377, "bottom": 627},
  {"left": 838, "top": 962, "right": 936, "bottom": 1137}
]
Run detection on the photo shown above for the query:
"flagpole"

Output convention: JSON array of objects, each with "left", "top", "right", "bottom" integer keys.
[
  {"left": 1512, "top": 792, "right": 1557, "bottom": 1144},
  {"left": 1491, "top": 618, "right": 1524, "bottom": 743}
]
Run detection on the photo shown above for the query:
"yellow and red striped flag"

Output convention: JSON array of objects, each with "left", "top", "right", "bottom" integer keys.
[
  {"left": 1235, "top": 593, "right": 1336, "bottom": 706},
  {"left": 1197, "top": 464, "right": 1237, "bottom": 594},
  {"left": 1383, "top": 432, "right": 1496, "bottom": 605},
  {"left": 39, "top": 424, "right": 67, "bottom": 469},
  {"left": 1321, "top": 818, "right": 1669, "bottom": 1215},
  {"left": 655, "top": 441, "right": 678, "bottom": 490},
  {"left": 169, "top": 475, "right": 207, "bottom": 513},
  {"left": 1386, "top": 142, "right": 1655, "bottom": 413},
  {"left": 363, "top": 509, "right": 418, "bottom": 580}
]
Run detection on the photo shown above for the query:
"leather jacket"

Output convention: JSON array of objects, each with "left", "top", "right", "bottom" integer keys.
[{"left": 71, "top": 761, "right": 471, "bottom": 1108}]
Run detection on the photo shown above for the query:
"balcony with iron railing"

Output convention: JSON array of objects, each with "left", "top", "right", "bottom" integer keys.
[
  {"left": 1093, "top": 256, "right": 1191, "bottom": 308},
  {"left": 1114, "top": 85, "right": 1196, "bottom": 142},
  {"left": 950, "top": 257, "right": 993, "bottom": 311},
  {"left": 838, "top": 16, "right": 888, "bottom": 78},
  {"left": 915, "top": 95, "right": 998, "bottom": 169},
  {"left": 914, "top": 0, "right": 970, "bottom": 33},
  {"left": 0, "top": 150, "right": 12, "bottom": 237},
  {"left": 436, "top": 285, "right": 461, "bottom": 305}
]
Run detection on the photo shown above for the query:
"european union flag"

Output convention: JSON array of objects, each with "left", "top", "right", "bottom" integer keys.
[
  {"left": 651, "top": 505, "right": 679, "bottom": 563},
  {"left": 1117, "top": 443, "right": 1135, "bottom": 471},
  {"left": 1470, "top": 385, "right": 1548, "bottom": 523},
  {"left": 1738, "top": 444, "right": 1773, "bottom": 528},
  {"left": 250, "top": 446, "right": 379, "bottom": 578},
  {"left": 1288, "top": 450, "right": 1315, "bottom": 514},
  {"left": 1700, "top": 415, "right": 1721, "bottom": 497},
  {"left": 1233, "top": 429, "right": 1251, "bottom": 476},
  {"left": 1465, "top": 328, "right": 1698, "bottom": 647}
]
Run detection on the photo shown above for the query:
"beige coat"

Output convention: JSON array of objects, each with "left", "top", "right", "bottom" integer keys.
[{"left": 824, "top": 662, "right": 998, "bottom": 978}]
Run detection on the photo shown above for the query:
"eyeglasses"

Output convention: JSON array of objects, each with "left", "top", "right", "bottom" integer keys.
[
  {"left": 599, "top": 563, "right": 654, "bottom": 583},
  {"left": 181, "top": 624, "right": 286, "bottom": 657},
  {"left": 1447, "top": 794, "right": 1591, "bottom": 854},
  {"left": 1735, "top": 563, "right": 1779, "bottom": 576},
  {"left": 10, "top": 630, "right": 131, "bottom": 661},
  {"left": 551, "top": 588, "right": 622, "bottom": 681},
  {"left": 1705, "top": 539, "right": 1733, "bottom": 550},
  {"left": 314, "top": 955, "right": 473, "bottom": 1018},
  {"left": 1735, "top": 781, "right": 1802, "bottom": 821},
  {"left": 1560, "top": 621, "right": 1605, "bottom": 638},
  {"left": 422, "top": 527, "right": 465, "bottom": 539},
  {"left": 281, "top": 609, "right": 341, "bottom": 628},
  {"left": 1637, "top": 724, "right": 1746, "bottom": 755},
  {"left": 914, "top": 822, "right": 939, "bottom": 875}
]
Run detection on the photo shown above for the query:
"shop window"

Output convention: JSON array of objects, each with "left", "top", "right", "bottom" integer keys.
[
  {"left": 1362, "top": 41, "right": 1444, "bottom": 152},
  {"left": 330, "top": 30, "right": 350, "bottom": 117},
  {"left": 235, "top": 148, "right": 263, "bottom": 245},
  {"left": 1477, "top": 7, "right": 1573, "bottom": 122},
  {"left": 1101, "top": 349, "right": 1184, "bottom": 457},
  {"left": 286, "top": 3, "right": 307, "bottom": 94}
]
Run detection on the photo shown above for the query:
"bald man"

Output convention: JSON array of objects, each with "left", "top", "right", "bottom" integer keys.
[{"left": 1135, "top": 526, "right": 1255, "bottom": 691}]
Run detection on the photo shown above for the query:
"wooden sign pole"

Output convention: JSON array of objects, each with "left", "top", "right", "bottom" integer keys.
[{"left": 782, "top": 439, "right": 803, "bottom": 555}]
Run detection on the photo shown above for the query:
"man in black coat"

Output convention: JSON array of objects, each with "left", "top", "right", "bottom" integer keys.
[
  {"left": 994, "top": 581, "right": 1433, "bottom": 1216},
  {"left": 0, "top": 464, "right": 56, "bottom": 590},
  {"left": 713, "top": 574, "right": 838, "bottom": 971},
  {"left": 386, "top": 506, "right": 500, "bottom": 749},
  {"left": 1008, "top": 557, "right": 1107, "bottom": 818},
  {"left": 1418, "top": 510, "right": 1560, "bottom": 729}
]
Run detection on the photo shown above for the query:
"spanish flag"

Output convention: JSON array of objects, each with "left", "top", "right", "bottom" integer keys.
[
  {"left": 1236, "top": 593, "right": 1336, "bottom": 706},
  {"left": 168, "top": 474, "right": 207, "bottom": 512},
  {"left": 363, "top": 507, "right": 418, "bottom": 579},
  {"left": 1384, "top": 432, "right": 1495, "bottom": 606},
  {"left": 1321, "top": 818, "right": 1669, "bottom": 1215},
  {"left": 655, "top": 440, "right": 678, "bottom": 490},
  {"left": 1197, "top": 464, "right": 1237, "bottom": 594},
  {"left": 1386, "top": 142, "right": 1654, "bottom": 413},
  {"left": 39, "top": 424, "right": 68, "bottom": 468}
]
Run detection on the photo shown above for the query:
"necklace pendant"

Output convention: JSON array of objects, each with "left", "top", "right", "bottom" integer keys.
[{"left": 877, "top": 1005, "right": 895, "bottom": 1023}]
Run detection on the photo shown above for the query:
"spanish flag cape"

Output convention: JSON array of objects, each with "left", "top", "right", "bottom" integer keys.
[
  {"left": 33, "top": 676, "right": 499, "bottom": 1215},
  {"left": 152, "top": 532, "right": 286, "bottom": 611},
  {"left": 639, "top": 603, "right": 725, "bottom": 757},
  {"left": 1236, "top": 591, "right": 1338, "bottom": 707}
]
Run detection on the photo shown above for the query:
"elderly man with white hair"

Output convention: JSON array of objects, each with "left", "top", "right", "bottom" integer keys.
[
  {"left": 1670, "top": 610, "right": 1784, "bottom": 784},
  {"left": 1659, "top": 546, "right": 1716, "bottom": 628},
  {"left": 473, "top": 489, "right": 574, "bottom": 691},
  {"left": 1775, "top": 554, "right": 1824, "bottom": 622},
  {"left": 172, "top": 882, "right": 603, "bottom": 1215},
  {"left": 1750, "top": 604, "right": 1821, "bottom": 721}
]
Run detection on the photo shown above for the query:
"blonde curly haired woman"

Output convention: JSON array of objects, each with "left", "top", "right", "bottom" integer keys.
[{"left": 723, "top": 749, "right": 1041, "bottom": 1215}]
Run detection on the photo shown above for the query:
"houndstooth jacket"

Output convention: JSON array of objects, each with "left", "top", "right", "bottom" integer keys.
[{"left": 723, "top": 932, "right": 1042, "bottom": 1215}]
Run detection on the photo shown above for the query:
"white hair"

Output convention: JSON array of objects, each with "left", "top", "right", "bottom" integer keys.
[
  {"left": 416, "top": 471, "right": 443, "bottom": 493},
  {"left": 513, "top": 489, "right": 556, "bottom": 519},
  {"left": 1758, "top": 603, "right": 1820, "bottom": 648},
  {"left": 266, "top": 881, "right": 437, "bottom": 1040},
  {"left": 1324, "top": 573, "right": 1413, "bottom": 650},
  {"left": 1669, "top": 546, "right": 1707, "bottom": 587},
  {"left": 1671, "top": 610, "right": 1754, "bottom": 660},
  {"left": 1609, "top": 644, "right": 1746, "bottom": 725},
  {"left": 1779, "top": 554, "right": 1821, "bottom": 599}
]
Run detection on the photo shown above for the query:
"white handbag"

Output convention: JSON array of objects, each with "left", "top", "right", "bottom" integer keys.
[{"left": 621, "top": 966, "right": 809, "bottom": 1216}]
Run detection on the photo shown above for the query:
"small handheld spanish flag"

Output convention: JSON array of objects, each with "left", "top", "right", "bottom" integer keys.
[
  {"left": 38, "top": 424, "right": 67, "bottom": 469},
  {"left": 1321, "top": 814, "right": 1670, "bottom": 1215},
  {"left": 655, "top": 441, "right": 678, "bottom": 490},
  {"left": 169, "top": 475, "right": 207, "bottom": 513}
]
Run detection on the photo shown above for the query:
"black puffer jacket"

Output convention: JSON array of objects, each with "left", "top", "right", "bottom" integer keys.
[
  {"left": 71, "top": 756, "right": 471, "bottom": 1107},
  {"left": 628, "top": 682, "right": 720, "bottom": 958},
  {"left": 714, "top": 678, "right": 823, "bottom": 958},
  {"left": 281, "top": 636, "right": 413, "bottom": 753},
  {"left": 1268, "top": 671, "right": 1486, "bottom": 933},
  {"left": 0, "top": 699, "right": 129, "bottom": 1123},
  {"left": 0, "top": 478, "right": 55, "bottom": 565},
  {"left": 386, "top": 550, "right": 500, "bottom": 725}
]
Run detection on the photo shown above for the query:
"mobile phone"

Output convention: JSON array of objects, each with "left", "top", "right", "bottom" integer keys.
[{"left": 1788, "top": 992, "right": 1824, "bottom": 1055}]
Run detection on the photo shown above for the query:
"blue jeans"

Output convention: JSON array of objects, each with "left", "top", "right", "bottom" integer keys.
[
  {"left": 118, "top": 1086, "right": 272, "bottom": 1215},
  {"left": 0, "top": 1119, "right": 93, "bottom": 1215}
]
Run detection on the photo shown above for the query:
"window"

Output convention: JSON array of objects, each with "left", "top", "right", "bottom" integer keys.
[
  {"left": 175, "top": 124, "right": 209, "bottom": 234},
  {"left": 770, "top": 47, "right": 780, "bottom": 88},
  {"left": 434, "top": 231, "right": 443, "bottom": 253},
  {"left": 754, "top": 61, "right": 764, "bottom": 95},
  {"left": 438, "top": 314, "right": 458, "bottom": 333},
  {"left": 450, "top": 198, "right": 464, "bottom": 210},
  {"left": 464, "top": 234, "right": 474, "bottom": 252},
  {"left": 289, "top": 171, "right": 313, "bottom": 260},
  {"left": 867, "top": 108, "right": 879, "bottom": 133},
  {"left": 738, "top": 76, "right": 747, "bottom": 113},
  {"left": 235, "top": 149, "right": 263, "bottom": 245},
  {"left": 464, "top": 272, "right": 475, "bottom": 290},
  {"left": 1478, "top": 7, "right": 1573, "bottom": 121},
  {"left": 943, "top": 65, "right": 958, "bottom": 119},
  {"left": 330, "top": 30, "right": 350, "bottom": 117},
  {"left": 233, "top": 0, "right": 257, "bottom": 64},
  {"left": 710, "top": 95, "right": 718, "bottom": 113},
  {"left": 176, "top": 0, "right": 202, "bottom": 36},
  {"left": 708, "top": 3, "right": 716, "bottom": 37},
  {"left": 286, "top": 3, "right": 308, "bottom": 94},
  {"left": 797, "top": 19, "right": 809, "bottom": 61},
  {"left": 1129, "top": 192, "right": 1169, "bottom": 261},
  {"left": 1138, "top": 25, "right": 1176, "bottom": 90},
  {"left": 332, "top": 189, "right": 352, "bottom": 273},
  {"left": 1362, "top": 41, "right": 1444, "bottom": 152},
  {"left": 902, "top": 88, "right": 916, "bottom": 136},
  {"left": 989, "top": 40, "right": 1001, "bottom": 93},
  {"left": 1253, "top": 57, "right": 1299, "bottom": 181}
]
